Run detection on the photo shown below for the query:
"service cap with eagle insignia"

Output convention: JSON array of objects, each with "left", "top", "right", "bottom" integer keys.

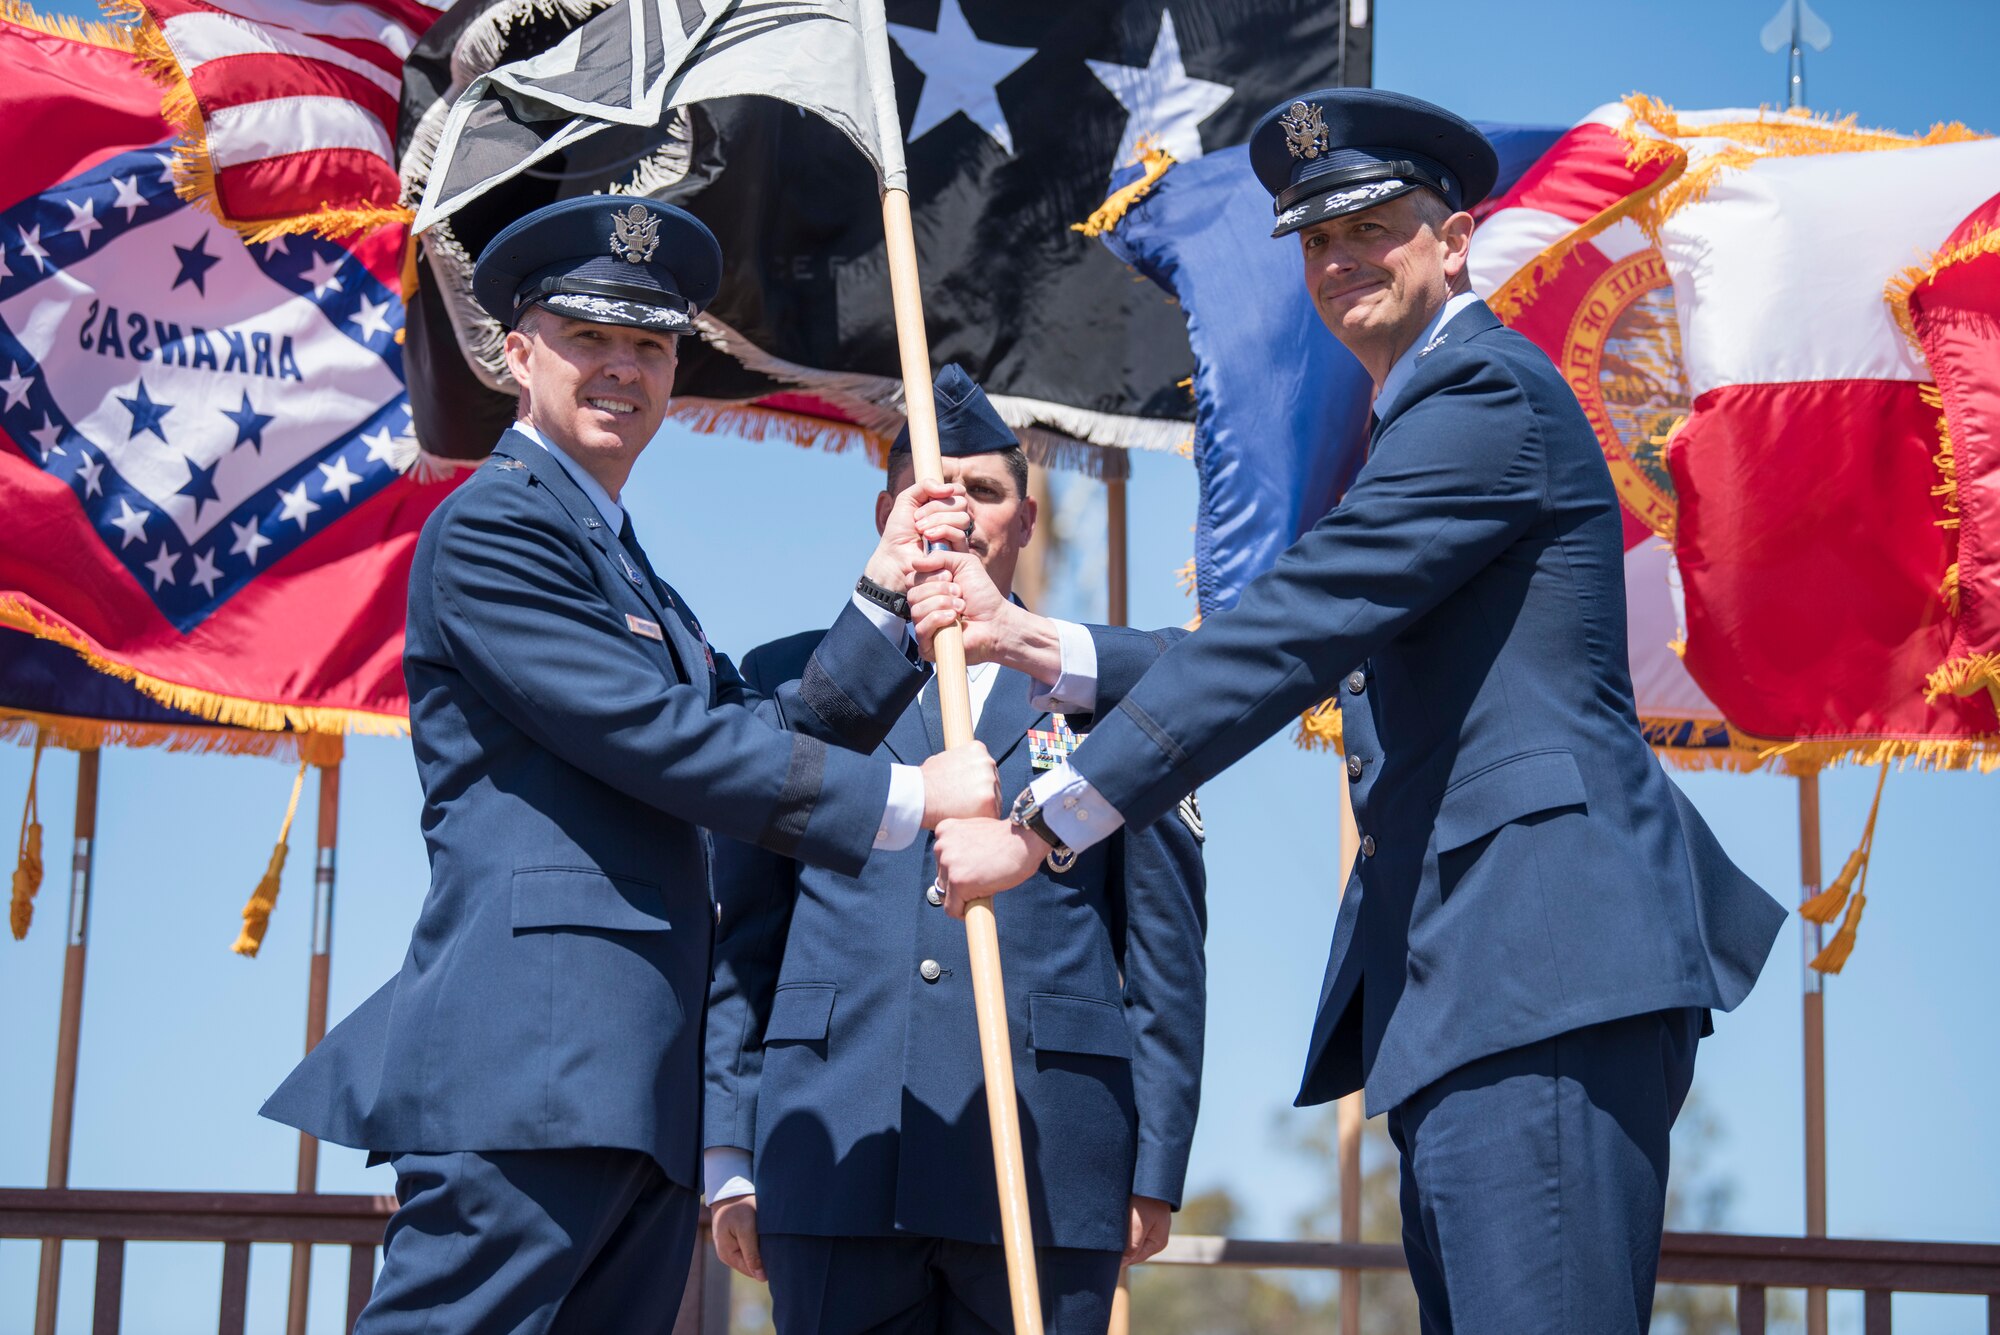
[
  {"left": 472, "top": 196, "right": 723, "bottom": 334},
  {"left": 1249, "top": 88, "right": 1497, "bottom": 239}
]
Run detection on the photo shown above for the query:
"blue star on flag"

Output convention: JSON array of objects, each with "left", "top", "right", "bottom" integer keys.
[
  {"left": 118, "top": 378, "right": 173, "bottom": 441},
  {"left": 177, "top": 454, "right": 221, "bottom": 518},
  {"left": 220, "top": 391, "right": 275, "bottom": 452},
  {"left": 172, "top": 233, "right": 222, "bottom": 295}
]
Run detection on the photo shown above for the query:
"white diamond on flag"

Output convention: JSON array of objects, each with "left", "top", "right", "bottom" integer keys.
[{"left": 0, "top": 141, "right": 411, "bottom": 631}]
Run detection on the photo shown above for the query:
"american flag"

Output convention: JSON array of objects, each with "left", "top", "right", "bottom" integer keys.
[{"left": 126, "top": 0, "right": 448, "bottom": 237}]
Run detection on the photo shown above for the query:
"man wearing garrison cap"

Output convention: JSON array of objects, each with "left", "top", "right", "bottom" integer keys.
[
  {"left": 701, "top": 365, "right": 1207, "bottom": 1334},
  {"left": 928, "top": 91, "right": 1787, "bottom": 1330},
  {"left": 260, "top": 198, "right": 1006, "bottom": 1331}
]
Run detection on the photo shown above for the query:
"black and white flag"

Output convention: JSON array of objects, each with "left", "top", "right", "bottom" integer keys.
[{"left": 397, "top": 0, "right": 1371, "bottom": 464}]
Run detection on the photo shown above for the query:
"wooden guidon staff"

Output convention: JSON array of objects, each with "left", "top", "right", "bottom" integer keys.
[{"left": 859, "top": 5, "right": 1044, "bottom": 1326}]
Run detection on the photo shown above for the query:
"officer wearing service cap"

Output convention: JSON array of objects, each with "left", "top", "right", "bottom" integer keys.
[
  {"left": 927, "top": 89, "right": 1786, "bottom": 1332},
  {"left": 702, "top": 364, "right": 1206, "bottom": 1334},
  {"left": 262, "top": 196, "right": 1003, "bottom": 1332}
]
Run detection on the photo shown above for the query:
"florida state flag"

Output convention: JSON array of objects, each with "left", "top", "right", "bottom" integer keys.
[
  {"left": 0, "top": 5, "right": 453, "bottom": 733},
  {"left": 1474, "top": 97, "right": 2000, "bottom": 768}
]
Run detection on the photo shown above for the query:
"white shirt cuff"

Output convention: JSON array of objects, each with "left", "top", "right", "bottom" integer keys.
[
  {"left": 1027, "top": 618, "right": 1098, "bottom": 713},
  {"left": 1027, "top": 761, "right": 1123, "bottom": 855},
  {"left": 851, "top": 589, "right": 911, "bottom": 647},
  {"left": 703, "top": 1146, "right": 755, "bottom": 1205},
  {"left": 877, "top": 763, "right": 926, "bottom": 851}
]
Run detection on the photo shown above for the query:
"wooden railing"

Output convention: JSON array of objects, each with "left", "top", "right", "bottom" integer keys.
[
  {"left": 0, "top": 1189, "right": 724, "bottom": 1335},
  {"left": 6, "top": 1188, "right": 1998, "bottom": 1333},
  {"left": 1143, "top": 1233, "right": 2000, "bottom": 1334}
]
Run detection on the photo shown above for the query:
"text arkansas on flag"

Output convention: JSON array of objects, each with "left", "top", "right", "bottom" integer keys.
[{"left": 0, "top": 4, "right": 456, "bottom": 733}]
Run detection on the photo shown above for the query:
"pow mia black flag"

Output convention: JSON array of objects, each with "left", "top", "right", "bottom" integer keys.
[{"left": 398, "top": 0, "right": 1371, "bottom": 465}]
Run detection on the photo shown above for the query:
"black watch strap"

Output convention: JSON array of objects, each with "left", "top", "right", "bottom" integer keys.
[
  {"left": 1008, "top": 788, "right": 1072, "bottom": 859},
  {"left": 855, "top": 574, "right": 910, "bottom": 620}
]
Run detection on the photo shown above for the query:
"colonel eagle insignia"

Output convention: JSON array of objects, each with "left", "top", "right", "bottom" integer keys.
[
  {"left": 609, "top": 204, "right": 660, "bottom": 263},
  {"left": 1280, "top": 101, "right": 1330, "bottom": 160}
]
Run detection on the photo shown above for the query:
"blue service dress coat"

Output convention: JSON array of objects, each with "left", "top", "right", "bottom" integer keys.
[
  {"left": 704, "top": 626, "right": 1205, "bottom": 1254},
  {"left": 1064, "top": 301, "right": 1788, "bottom": 1118},
  {"left": 262, "top": 430, "right": 928, "bottom": 1190}
]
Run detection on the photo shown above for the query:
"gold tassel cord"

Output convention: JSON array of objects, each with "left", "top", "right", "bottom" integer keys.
[
  {"left": 232, "top": 759, "right": 307, "bottom": 957},
  {"left": 1810, "top": 890, "right": 1866, "bottom": 975},
  {"left": 1072, "top": 144, "right": 1177, "bottom": 239},
  {"left": 10, "top": 732, "right": 45, "bottom": 940},
  {"left": 1804, "top": 764, "right": 1888, "bottom": 973}
]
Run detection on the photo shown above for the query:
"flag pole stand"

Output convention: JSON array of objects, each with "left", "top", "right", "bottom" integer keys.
[
  {"left": 1336, "top": 768, "right": 1362, "bottom": 1335},
  {"left": 880, "top": 185, "right": 1045, "bottom": 1335},
  {"left": 1797, "top": 769, "right": 1827, "bottom": 1335},
  {"left": 33, "top": 747, "right": 100, "bottom": 1335},
  {"left": 286, "top": 741, "right": 343, "bottom": 1335}
]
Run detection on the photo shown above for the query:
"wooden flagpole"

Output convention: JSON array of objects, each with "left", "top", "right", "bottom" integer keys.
[
  {"left": 1798, "top": 770, "right": 1827, "bottom": 1335},
  {"left": 285, "top": 742, "right": 343, "bottom": 1335},
  {"left": 880, "top": 187, "right": 1045, "bottom": 1335},
  {"left": 858, "top": 7, "right": 1040, "bottom": 1324},
  {"left": 33, "top": 747, "right": 99, "bottom": 1335},
  {"left": 1105, "top": 473, "right": 1131, "bottom": 1335},
  {"left": 1335, "top": 769, "right": 1362, "bottom": 1335}
]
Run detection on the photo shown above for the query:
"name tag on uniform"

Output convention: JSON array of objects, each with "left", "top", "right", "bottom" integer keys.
[
  {"left": 626, "top": 613, "right": 664, "bottom": 641},
  {"left": 1026, "top": 717, "right": 1079, "bottom": 770}
]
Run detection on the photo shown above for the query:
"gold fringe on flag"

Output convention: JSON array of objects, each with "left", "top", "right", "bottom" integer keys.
[
  {"left": 1487, "top": 145, "right": 1687, "bottom": 321},
  {"left": 1924, "top": 653, "right": 2000, "bottom": 716},
  {"left": 104, "top": 0, "right": 413, "bottom": 242},
  {"left": 1942, "top": 562, "right": 1960, "bottom": 617},
  {"left": 1885, "top": 219, "right": 2000, "bottom": 354},
  {"left": 1615, "top": 95, "right": 1985, "bottom": 238},
  {"left": 0, "top": 0, "right": 134, "bottom": 47},
  {"left": 0, "top": 598, "right": 408, "bottom": 738},
  {"left": 10, "top": 731, "right": 44, "bottom": 940},
  {"left": 1072, "top": 143, "right": 1177, "bottom": 239},
  {"left": 233, "top": 758, "right": 307, "bottom": 957}
]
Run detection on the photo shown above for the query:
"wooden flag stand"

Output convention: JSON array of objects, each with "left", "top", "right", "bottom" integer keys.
[{"left": 878, "top": 186, "right": 1046, "bottom": 1335}]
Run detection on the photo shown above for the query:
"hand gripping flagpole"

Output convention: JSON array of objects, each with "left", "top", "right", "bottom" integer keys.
[{"left": 859, "top": 6, "right": 1045, "bottom": 1331}]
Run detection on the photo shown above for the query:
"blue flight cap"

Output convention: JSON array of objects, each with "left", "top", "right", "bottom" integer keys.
[
  {"left": 472, "top": 196, "right": 723, "bottom": 332},
  {"left": 1249, "top": 89, "right": 1498, "bottom": 238},
  {"left": 892, "top": 364, "right": 1019, "bottom": 457}
]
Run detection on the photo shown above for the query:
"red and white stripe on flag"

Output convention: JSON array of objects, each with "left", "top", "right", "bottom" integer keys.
[
  {"left": 1658, "top": 128, "right": 2000, "bottom": 761},
  {"left": 124, "top": 0, "right": 446, "bottom": 237}
]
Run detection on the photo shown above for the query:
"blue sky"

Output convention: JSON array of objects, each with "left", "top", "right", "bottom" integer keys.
[{"left": 3, "top": 1, "right": 1998, "bottom": 1331}]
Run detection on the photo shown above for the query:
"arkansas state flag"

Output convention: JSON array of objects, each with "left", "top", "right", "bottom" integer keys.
[
  {"left": 0, "top": 6, "right": 453, "bottom": 733},
  {"left": 1647, "top": 105, "right": 2000, "bottom": 764}
]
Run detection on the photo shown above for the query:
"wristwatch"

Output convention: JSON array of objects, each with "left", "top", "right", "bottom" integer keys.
[
  {"left": 854, "top": 573, "right": 910, "bottom": 620},
  {"left": 1008, "top": 786, "right": 1074, "bottom": 863}
]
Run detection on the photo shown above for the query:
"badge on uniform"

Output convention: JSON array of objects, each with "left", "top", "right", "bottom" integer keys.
[
  {"left": 1176, "top": 792, "right": 1205, "bottom": 843},
  {"left": 616, "top": 550, "right": 646, "bottom": 589},
  {"left": 626, "top": 613, "right": 664, "bottom": 641},
  {"left": 1026, "top": 716, "right": 1079, "bottom": 771}
]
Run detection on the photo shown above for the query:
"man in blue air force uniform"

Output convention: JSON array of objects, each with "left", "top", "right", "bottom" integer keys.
[
  {"left": 260, "top": 197, "right": 1004, "bottom": 1333},
  {"left": 701, "top": 366, "right": 1207, "bottom": 1334},
  {"left": 928, "top": 91, "right": 1789, "bottom": 1332}
]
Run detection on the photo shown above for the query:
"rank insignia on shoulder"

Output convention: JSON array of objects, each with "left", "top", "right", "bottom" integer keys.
[
  {"left": 493, "top": 458, "right": 526, "bottom": 471},
  {"left": 626, "top": 613, "right": 664, "bottom": 641},
  {"left": 1027, "top": 717, "right": 1080, "bottom": 770},
  {"left": 1176, "top": 792, "right": 1205, "bottom": 843}
]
